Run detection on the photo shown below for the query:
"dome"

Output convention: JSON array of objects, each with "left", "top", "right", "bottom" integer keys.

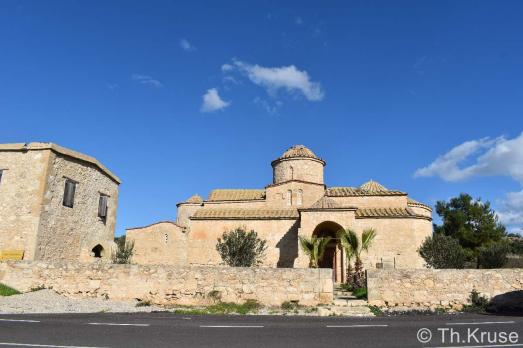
[
  {"left": 185, "top": 194, "right": 203, "bottom": 204},
  {"left": 275, "top": 145, "right": 323, "bottom": 162},
  {"left": 360, "top": 180, "right": 388, "bottom": 192}
]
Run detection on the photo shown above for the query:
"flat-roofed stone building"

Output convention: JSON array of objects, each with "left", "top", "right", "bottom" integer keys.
[
  {"left": 127, "top": 145, "right": 432, "bottom": 281},
  {"left": 0, "top": 143, "right": 120, "bottom": 262}
]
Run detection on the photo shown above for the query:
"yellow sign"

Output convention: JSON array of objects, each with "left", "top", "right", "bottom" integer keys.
[{"left": 0, "top": 250, "right": 24, "bottom": 261}]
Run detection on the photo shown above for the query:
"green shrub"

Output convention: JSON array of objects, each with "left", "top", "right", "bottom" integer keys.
[
  {"left": 216, "top": 227, "right": 267, "bottom": 267},
  {"left": 136, "top": 300, "right": 151, "bottom": 307},
  {"left": 0, "top": 283, "right": 20, "bottom": 296},
  {"left": 418, "top": 233, "right": 466, "bottom": 269},
  {"left": 478, "top": 242, "right": 509, "bottom": 268},
  {"left": 368, "top": 305, "right": 383, "bottom": 316},
  {"left": 463, "top": 289, "right": 489, "bottom": 313},
  {"left": 112, "top": 236, "right": 135, "bottom": 264},
  {"left": 352, "top": 287, "right": 367, "bottom": 299},
  {"left": 281, "top": 300, "right": 300, "bottom": 311}
]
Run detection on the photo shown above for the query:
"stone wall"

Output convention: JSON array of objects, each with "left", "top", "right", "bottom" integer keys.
[
  {"left": 35, "top": 152, "right": 119, "bottom": 262},
  {"left": 0, "top": 261, "right": 333, "bottom": 306},
  {"left": 367, "top": 269, "right": 523, "bottom": 309}
]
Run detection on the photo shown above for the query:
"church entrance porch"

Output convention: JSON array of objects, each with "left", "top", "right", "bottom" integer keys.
[{"left": 312, "top": 221, "right": 345, "bottom": 283}]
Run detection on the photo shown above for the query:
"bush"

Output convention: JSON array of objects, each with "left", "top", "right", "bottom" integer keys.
[
  {"left": 0, "top": 283, "right": 20, "bottom": 297},
  {"left": 478, "top": 242, "right": 509, "bottom": 268},
  {"left": 463, "top": 289, "right": 489, "bottom": 313},
  {"left": 418, "top": 233, "right": 466, "bottom": 269},
  {"left": 216, "top": 227, "right": 267, "bottom": 267},
  {"left": 112, "top": 236, "right": 135, "bottom": 264},
  {"left": 352, "top": 287, "right": 367, "bottom": 299}
]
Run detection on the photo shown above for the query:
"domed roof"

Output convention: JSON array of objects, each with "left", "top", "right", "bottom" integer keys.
[
  {"left": 185, "top": 194, "right": 203, "bottom": 204},
  {"left": 360, "top": 180, "right": 388, "bottom": 193},
  {"left": 274, "top": 145, "right": 324, "bottom": 164}
]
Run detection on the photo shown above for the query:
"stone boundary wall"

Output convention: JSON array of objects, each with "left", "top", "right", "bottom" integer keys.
[
  {"left": 367, "top": 269, "right": 523, "bottom": 309},
  {"left": 0, "top": 261, "right": 333, "bottom": 306}
]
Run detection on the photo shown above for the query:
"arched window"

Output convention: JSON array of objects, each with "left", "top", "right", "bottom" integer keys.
[
  {"left": 286, "top": 190, "right": 292, "bottom": 206},
  {"left": 297, "top": 189, "right": 303, "bottom": 205},
  {"left": 91, "top": 244, "right": 104, "bottom": 258},
  {"left": 289, "top": 166, "right": 294, "bottom": 180}
]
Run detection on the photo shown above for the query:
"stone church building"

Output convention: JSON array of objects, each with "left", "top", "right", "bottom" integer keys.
[
  {"left": 0, "top": 143, "right": 120, "bottom": 262},
  {"left": 128, "top": 145, "right": 432, "bottom": 281}
]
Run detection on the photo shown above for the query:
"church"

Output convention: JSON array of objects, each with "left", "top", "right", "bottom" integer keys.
[{"left": 127, "top": 145, "right": 433, "bottom": 281}]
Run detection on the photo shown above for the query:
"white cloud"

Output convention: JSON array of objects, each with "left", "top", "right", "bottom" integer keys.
[
  {"left": 180, "top": 38, "right": 196, "bottom": 52},
  {"left": 225, "top": 60, "right": 324, "bottom": 101},
  {"left": 414, "top": 133, "right": 523, "bottom": 183},
  {"left": 497, "top": 190, "right": 523, "bottom": 226},
  {"left": 415, "top": 132, "right": 523, "bottom": 232},
  {"left": 132, "top": 74, "right": 163, "bottom": 88},
  {"left": 201, "top": 88, "right": 230, "bottom": 113},
  {"left": 221, "top": 63, "right": 233, "bottom": 72}
]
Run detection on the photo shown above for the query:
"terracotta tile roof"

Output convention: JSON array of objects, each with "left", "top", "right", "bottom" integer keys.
[
  {"left": 272, "top": 145, "right": 326, "bottom": 165},
  {"left": 407, "top": 197, "right": 432, "bottom": 211},
  {"left": 326, "top": 187, "right": 406, "bottom": 197},
  {"left": 191, "top": 208, "right": 299, "bottom": 220},
  {"left": 355, "top": 207, "right": 430, "bottom": 220},
  {"left": 309, "top": 196, "right": 341, "bottom": 209},
  {"left": 186, "top": 194, "right": 203, "bottom": 204},
  {"left": 360, "top": 180, "right": 388, "bottom": 192},
  {"left": 208, "top": 189, "right": 265, "bottom": 201}
]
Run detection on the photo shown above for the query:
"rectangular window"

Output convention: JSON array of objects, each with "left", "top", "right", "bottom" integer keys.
[
  {"left": 0, "top": 169, "right": 3, "bottom": 184},
  {"left": 63, "top": 179, "right": 76, "bottom": 208},
  {"left": 98, "top": 194, "right": 108, "bottom": 219}
]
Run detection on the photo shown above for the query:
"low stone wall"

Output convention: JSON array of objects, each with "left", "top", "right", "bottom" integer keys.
[
  {"left": 367, "top": 269, "right": 523, "bottom": 309},
  {"left": 0, "top": 261, "right": 333, "bottom": 306}
]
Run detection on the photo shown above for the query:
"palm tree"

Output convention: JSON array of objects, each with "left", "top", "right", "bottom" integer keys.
[
  {"left": 299, "top": 236, "right": 332, "bottom": 268},
  {"left": 337, "top": 228, "right": 376, "bottom": 287}
]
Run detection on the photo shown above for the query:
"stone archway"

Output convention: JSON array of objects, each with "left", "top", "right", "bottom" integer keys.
[
  {"left": 91, "top": 244, "right": 104, "bottom": 258},
  {"left": 312, "top": 221, "right": 345, "bottom": 283}
]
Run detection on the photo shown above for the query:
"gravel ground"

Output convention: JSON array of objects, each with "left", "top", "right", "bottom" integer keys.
[{"left": 0, "top": 290, "right": 164, "bottom": 314}]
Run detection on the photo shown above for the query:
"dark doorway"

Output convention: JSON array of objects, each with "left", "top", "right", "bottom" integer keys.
[
  {"left": 312, "top": 221, "right": 345, "bottom": 283},
  {"left": 92, "top": 244, "right": 104, "bottom": 258}
]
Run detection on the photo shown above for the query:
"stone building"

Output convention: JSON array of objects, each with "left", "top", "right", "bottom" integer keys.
[
  {"left": 127, "top": 145, "right": 432, "bottom": 281},
  {"left": 0, "top": 143, "right": 120, "bottom": 262}
]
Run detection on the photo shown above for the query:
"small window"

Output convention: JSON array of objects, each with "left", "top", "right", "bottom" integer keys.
[
  {"left": 98, "top": 194, "right": 108, "bottom": 219},
  {"left": 0, "top": 169, "right": 3, "bottom": 184},
  {"left": 297, "top": 189, "right": 303, "bottom": 206},
  {"left": 286, "top": 190, "right": 292, "bottom": 206},
  {"left": 63, "top": 179, "right": 76, "bottom": 208}
]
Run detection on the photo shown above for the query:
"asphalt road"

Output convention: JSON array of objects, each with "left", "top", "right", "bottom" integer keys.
[{"left": 0, "top": 312, "right": 521, "bottom": 348}]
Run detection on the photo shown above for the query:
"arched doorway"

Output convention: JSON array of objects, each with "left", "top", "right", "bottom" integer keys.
[
  {"left": 91, "top": 244, "right": 104, "bottom": 258},
  {"left": 312, "top": 221, "right": 345, "bottom": 283}
]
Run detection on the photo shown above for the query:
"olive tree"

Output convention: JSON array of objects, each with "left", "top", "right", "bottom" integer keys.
[{"left": 216, "top": 227, "right": 267, "bottom": 267}]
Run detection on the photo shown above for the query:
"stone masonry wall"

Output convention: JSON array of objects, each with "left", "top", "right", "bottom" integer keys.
[
  {"left": 367, "top": 269, "right": 523, "bottom": 309},
  {"left": 0, "top": 261, "right": 333, "bottom": 306}
]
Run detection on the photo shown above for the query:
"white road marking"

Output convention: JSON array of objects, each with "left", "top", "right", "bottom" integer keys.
[
  {"left": 445, "top": 321, "right": 516, "bottom": 326},
  {"left": 428, "top": 344, "right": 523, "bottom": 348},
  {"left": 326, "top": 324, "right": 389, "bottom": 328},
  {"left": 0, "top": 343, "right": 108, "bottom": 348},
  {"left": 0, "top": 319, "right": 40, "bottom": 323},
  {"left": 87, "top": 322, "right": 150, "bottom": 327},
  {"left": 199, "top": 325, "right": 264, "bottom": 328}
]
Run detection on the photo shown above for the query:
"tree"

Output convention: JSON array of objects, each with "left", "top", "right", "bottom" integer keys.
[
  {"left": 112, "top": 236, "right": 135, "bottom": 264},
  {"left": 434, "top": 193, "right": 506, "bottom": 267},
  {"left": 216, "top": 227, "right": 267, "bottom": 267},
  {"left": 337, "top": 228, "right": 376, "bottom": 288},
  {"left": 478, "top": 242, "right": 509, "bottom": 268},
  {"left": 418, "top": 233, "right": 466, "bottom": 269},
  {"left": 298, "top": 236, "right": 332, "bottom": 268}
]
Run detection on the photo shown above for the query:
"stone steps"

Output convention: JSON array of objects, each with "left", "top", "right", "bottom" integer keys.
[
  {"left": 333, "top": 298, "right": 368, "bottom": 307},
  {"left": 318, "top": 305, "right": 373, "bottom": 317}
]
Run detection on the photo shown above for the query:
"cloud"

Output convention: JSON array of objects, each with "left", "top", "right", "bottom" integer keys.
[
  {"left": 201, "top": 88, "right": 230, "bottom": 112},
  {"left": 224, "top": 59, "right": 324, "bottom": 101},
  {"left": 132, "top": 74, "right": 163, "bottom": 88},
  {"left": 180, "top": 38, "right": 196, "bottom": 52},
  {"left": 253, "top": 97, "right": 282, "bottom": 115},
  {"left": 497, "top": 190, "right": 523, "bottom": 227},
  {"left": 415, "top": 132, "right": 523, "bottom": 232}
]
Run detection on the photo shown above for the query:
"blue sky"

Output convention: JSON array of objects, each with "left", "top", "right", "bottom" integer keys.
[{"left": 1, "top": 0, "right": 522, "bottom": 236}]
